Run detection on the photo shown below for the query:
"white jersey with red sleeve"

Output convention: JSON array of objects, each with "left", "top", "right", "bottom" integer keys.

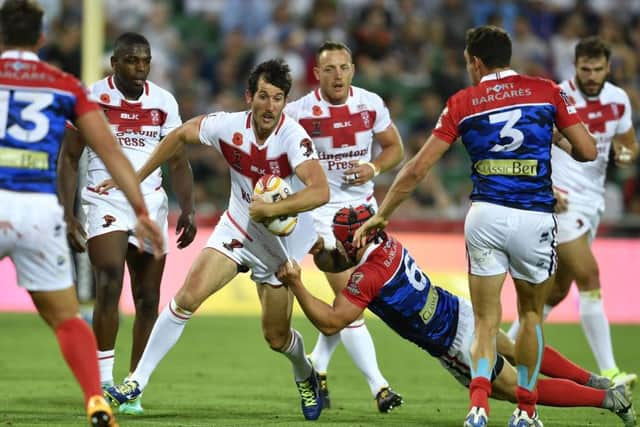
[
  {"left": 85, "top": 75, "right": 182, "bottom": 196},
  {"left": 198, "top": 111, "right": 319, "bottom": 267},
  {"left": 285, "top": 86, "right": 392, "bottom": 203},
  {"left": 551, "top": 79, "right": 632, "bottom": 212}
]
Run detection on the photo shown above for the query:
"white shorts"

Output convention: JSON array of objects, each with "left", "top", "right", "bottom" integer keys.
[
  {"left": 82, "top": 187, "right": 169, "bottom": 254},
  {"left": 438, "top": 298, "right": 474, "bottom": 386},
  {"left": 0, "top": 190, "right": 73, "bottom": 291},
  {"left": 206, "top": 210, "right": 316, "bottom": 285},
  {"left": 465, "top": 202, "right": 557, "bottom": 284},
  {"left": 311, "top": 196, "right": 377, "bottom": 250},
  {"left": 556, "top": 209, "right": 599, "bottom": 245}
]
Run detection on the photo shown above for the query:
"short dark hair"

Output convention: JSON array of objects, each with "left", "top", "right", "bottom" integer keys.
[
  {"left": 0, "top": 0, "right": 43, "bottom": 47},
  {"left": 465, "top": 25, "right": 512, "bottom": 69},
  {"left": 113, "top": 32, "right": 150, "bottom": 57},
  {"left": 574, "top": 36, "right": 611, "bottom": 62},
  {"left": 316, "top": 41, "right": 352, "bottom": 62},
  {"left": 247, "top": 58, "right": 292, "bottom": 97}
]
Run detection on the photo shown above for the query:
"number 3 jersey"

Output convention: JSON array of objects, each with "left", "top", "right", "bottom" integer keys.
[
  {"left": 342, "top": 234, "right": 460, "bottom": 357},
  {"left": 0, "top": 51, "right": 100, "bottom": 193},
  {"left": 433, "top": 70, "right": 582, "bottom": 213},
  {"left": 86, "top": 75, "right": 182, "bottom": 196}
]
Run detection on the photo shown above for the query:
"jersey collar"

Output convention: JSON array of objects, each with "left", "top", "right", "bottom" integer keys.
[
  {"left": 1, "top": 50, "right": 39, "bottom": 61},
  {"left": 356, "top": 240, "right": 381, "bottom": 267},
  {"left": 480, "top": 69, "right": 518, "bottom": 83}
]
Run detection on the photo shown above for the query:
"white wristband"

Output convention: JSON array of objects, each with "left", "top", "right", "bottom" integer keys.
[{"left": 361, "top": 161, "right": 380, "bottom": 177}]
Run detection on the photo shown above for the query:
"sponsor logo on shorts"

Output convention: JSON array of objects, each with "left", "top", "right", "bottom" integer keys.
[
  {"left": 223, "top": 238, "right": 244, "bottom": 252},
  {"left": 576, "top": 219, "right": 584, "bottom": 229},
  {"left": 102, "top": 215, "right": 116, "bottom": 228},
  {"left": 475, "top": 159, "right": 538, "bottom": 176}
]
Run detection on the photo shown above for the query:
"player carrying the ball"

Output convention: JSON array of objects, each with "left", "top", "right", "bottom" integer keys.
[{"left": 101, "top": 58, "right": 330, "bottom": 421}]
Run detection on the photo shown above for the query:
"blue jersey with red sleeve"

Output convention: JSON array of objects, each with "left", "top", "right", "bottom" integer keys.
[
  {"left": 341, "top": 234, "right": 460, "bottom": 357},
  {"left": 0, "top": 51, "right": 100, "bottom": 194},
  {"left": 432, "top": 70, "right": 582, "bottom": 212}
]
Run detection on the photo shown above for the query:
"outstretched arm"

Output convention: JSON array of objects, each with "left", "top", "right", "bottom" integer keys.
[
  {"left": 353, "top": 134, "right": 450, "bottom": 246},
  {"left": 276, "top": 259, "right": 363, "bottom": 335}
]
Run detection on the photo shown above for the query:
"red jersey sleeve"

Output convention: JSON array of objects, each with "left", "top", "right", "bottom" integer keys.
[
  {"left": 69, "top": 77, "right": 101, "bottom": 118},
  {"left": 431, "top": 98, "right": 460, "bottom": 144},
  {"left": 552, "top": 83, "right": 582, "bottom": 130},
  {"left": 340, "top": 265, "right": 382, "bottom": 309}
]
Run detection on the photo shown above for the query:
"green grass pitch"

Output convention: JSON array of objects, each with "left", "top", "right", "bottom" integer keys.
[{"left": 0, "top": 313, "right": 638, "bottom": 426}]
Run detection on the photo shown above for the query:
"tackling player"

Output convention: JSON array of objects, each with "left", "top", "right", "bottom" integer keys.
[
  {"left": 277, "top": 205, "right": 636, "bottom": 427},
  {"left": 285, "top": 41, "right": 404, "bottom": 412},
  {"left": 58, "top": 32, "right": 197, "bottom": 415},
  {"left": 507, "top": 36, "right": 638, "bottom": 388},
  {"left": 103, "top": 59, "right": 331, "bottom": 421}
]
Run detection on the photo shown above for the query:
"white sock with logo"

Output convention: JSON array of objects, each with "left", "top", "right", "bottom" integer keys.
[
  {"left": 130, "top": 298, "right": 192, "bottom": 389},
  {"left": 579, "top": 290, "right": 617, "bottom": 371},
  {"left": 97, "top": 349, "right": 115, "bottom": 387},
  {"left": 340, "top": 319, "right": 388, "bottom": 395}
]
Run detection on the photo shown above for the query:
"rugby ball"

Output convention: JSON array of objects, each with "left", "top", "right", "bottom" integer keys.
[{"left": 253, "top": 174, "right": 298, "bottom": 236}]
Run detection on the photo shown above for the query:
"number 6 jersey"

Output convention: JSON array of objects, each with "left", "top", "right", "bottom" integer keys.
[{"left": 432, "top": 70, "right": 582, "bottom": 213}]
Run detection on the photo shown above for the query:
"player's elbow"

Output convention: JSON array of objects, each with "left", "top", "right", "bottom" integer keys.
[{"left": 573, "top": 136, "right": 598, "bottom": 162}]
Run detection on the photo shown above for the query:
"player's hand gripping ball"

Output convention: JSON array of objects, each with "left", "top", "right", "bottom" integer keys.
[{"left": 253, "top": 174, "right": 298, "bottom": 236}]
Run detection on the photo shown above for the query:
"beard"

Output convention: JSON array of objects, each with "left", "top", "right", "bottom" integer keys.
[{"left": 576, "top": 78, "right": 605, "bottom": 97}]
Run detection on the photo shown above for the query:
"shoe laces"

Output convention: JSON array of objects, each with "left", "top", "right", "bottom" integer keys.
[
  {"left": 297, "top": 379, "right": 318, "bottom": 407},
  {"left": 116, "top": 380, "right": 139, "bottom": 396}
]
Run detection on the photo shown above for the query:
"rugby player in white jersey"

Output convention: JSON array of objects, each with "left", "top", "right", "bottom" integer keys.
[
  {"left": 285, "top": 41, "right": 404, "bottom": 412},
  {"left": 102, "top": 59, "right": 330, "bottom": 421},
  {"left": 507, "top": 36, "right": 638, "bottom": 387},
  {"left": 58, "top": 32, "right": 197, "bottom": 415}
]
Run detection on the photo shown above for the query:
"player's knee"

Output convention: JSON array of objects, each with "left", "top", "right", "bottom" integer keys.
[
  {"left": 574, "top": 266, "right": 600, "bottom": 291},
  {"left": 263, "top": 328, "right": 289, "bottom": 352},
  {"left": 93, "top": 263, "right": 125, "bottom": 289},
  {"left": 133, "top": 293, "right": 160, "bottom": 316},
  {"left": 546, "top": 286, "right": 569, "bottom": 306}
]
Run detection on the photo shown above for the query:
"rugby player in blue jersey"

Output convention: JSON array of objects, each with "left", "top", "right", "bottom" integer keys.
[
  {"left": 353, "top": 26, "right": 597, "bottom": 427},
  {"left": 0, "top": 1, "right": 162, "bottom": 426},
  {"left": 277, "top": 205, "right": 635, "bottom": 427}
]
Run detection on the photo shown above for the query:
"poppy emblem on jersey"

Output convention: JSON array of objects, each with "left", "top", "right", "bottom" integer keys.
[
  {"left": 312, "top": 105, "right": 322, "bottom": 116},
  {"left": 300, "top": 138, "right": 314, "bottom": 157},
  {"left": 99, "top": 93, "right": 110, "bottom": 104},
  {"left": 102, "top": 215, "right": 116, "bottom": 228},
  {"left": 346, "top": 272, "right": 364, "bottom": 296},
  {"left": 232, "top": 132, "right": 243, "bottom": 146},
  {"left": 223, "top": 238, "right": 244, "bottom": 252}
]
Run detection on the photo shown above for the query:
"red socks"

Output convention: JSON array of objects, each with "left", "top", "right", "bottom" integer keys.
[
  {"left": 55, "top": 317, "right": 102, "bottom": 404},
  {"left": 540, "top": 346, "right": 591, "bottom": 384},
  {"left": 469, "top": 377, "right": 492, "bottom": 413},
  {"left": 537, "top": 378, "right": 606, "bottom": 407},
  {"left": 516, "top": 386, "right": 538, "bottom": 417}
]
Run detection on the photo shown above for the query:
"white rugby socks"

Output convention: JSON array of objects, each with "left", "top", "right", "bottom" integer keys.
[{"left": 130, "top": 298, "right": 192, "bottom": 389}]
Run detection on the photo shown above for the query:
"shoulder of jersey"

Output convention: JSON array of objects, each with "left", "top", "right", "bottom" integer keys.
[{"left": 145, "top": 79, "right": 177, "bottom": 102}]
